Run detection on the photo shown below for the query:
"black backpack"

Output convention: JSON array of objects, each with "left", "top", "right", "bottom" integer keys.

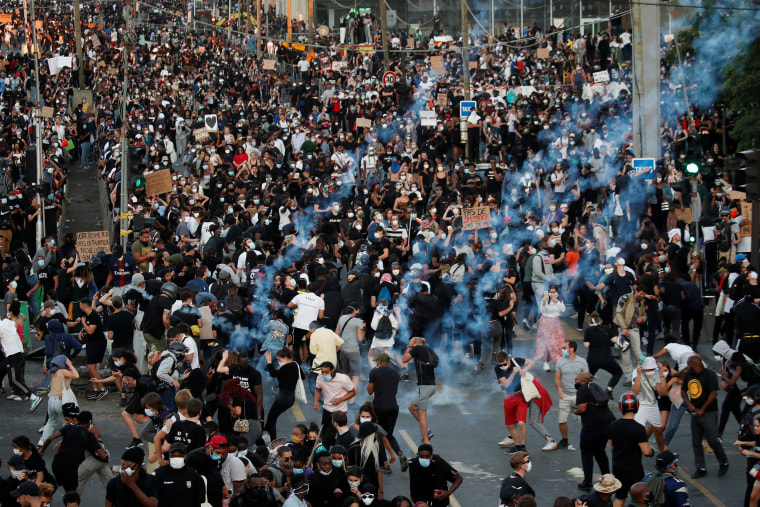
[
  {"left": 419, "top": 346, "right": 439, "bottom": 368},
  {"left": 151, "top": 355, "right": 176, "bottom": 389},
  {"left": 587, "top": 383, "right": 609, "bottom": 406},
  {"left": 375, "top": 314, "right": 393, "bottom": 340}
]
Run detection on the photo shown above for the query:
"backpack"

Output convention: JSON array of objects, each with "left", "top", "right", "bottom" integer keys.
[
  {"left": 644, "top": 471, "right": 675, "bottom": 505},
  {"left": 729, "top": 275, "right": 745, "bottom": 301},
  {"left": 587, "top": 382, "right": 609, "bottom": 406},
  {"left": 419, "top": 345, "right": 439, "bottom": 368},
  {"left": 151, "top": 354, "right": 176, "bottom": 389},
  {"left": 377, "top": 285, "right": 391, "bottom": 305},
  {"left": 716, "top": 221, "right": 731, "bottom": 252},
  {"left": 375, "top": 314, "right": 393, "bottom": 340}
]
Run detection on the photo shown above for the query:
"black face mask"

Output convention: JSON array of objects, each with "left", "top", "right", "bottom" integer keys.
[
  {"left": 245, "top": 488, "right": 268, "bottom": 502},
  {"left": 574, "top": 382, "right": 582, "bottom": 390}
]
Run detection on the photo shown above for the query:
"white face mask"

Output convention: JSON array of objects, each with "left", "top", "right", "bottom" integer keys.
[
  {"left": 169, "top": 457, "right": 185, "bottom": 469},
  {"left": 604, "top": 268, "right": 614, "bottom": 275},
  {"left": 121, "top": 466, "right": 135, "bottom": 476},
  {"left": 392, "top": 269, "right": 400, "bottom": 276},
  {"left": 525, "top": 461, "right": 532, "bottom": 473},
  {"left": 12, "top": 448, "right": 22, "bottom": 456},
  {"left": 359, "top": 417, "right": 371, "bottom": 424},
  {"left": 362, "top": 497, "right": 374, "bottom": 506}
]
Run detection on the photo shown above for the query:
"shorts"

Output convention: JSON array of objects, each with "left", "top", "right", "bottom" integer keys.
[
  {"left": 634, "top": 404, "right": 662, "bottom": 428},
  {"left": 339, "top": 349, "right": 361, "bottom": 377},
  {"left": 124, "top": 394, "right": 144, "bottom": 415},
  {"left": 558, "top": 394, "right": 576, "bottom": 424},
  {"left": 504, "top": 393, "right": 528, "bottom": 426},
  {"left": 614, "top": 468, "right": 645, "bottom": 500},
  {"left": 413, "top": 385, "right": 436, "bottom": 410},
  {"left": 143, "top": 332, "right": 167, "bottom": 353},
  {"left": 85, "top": 338, "right": 107, "bottom": 365}
]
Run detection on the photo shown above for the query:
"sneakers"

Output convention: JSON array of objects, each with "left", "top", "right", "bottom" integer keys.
[
  {"left": 541, "top": 440, "right": 558, "bottom": 451},
  {"left": 427, "top": 429, "right": 434, "bottom": 440},
  {"left": 718, "top": 463, "right": 729, "bottom": 477},
  {"left": 37, "top": 426, "right": 44, "bottom": 434},
  {"left": 623, "top": 379, "right": 633, "bottom": 386},
  {"left": 569, "top": 312, "right": 579, "bottom": 320},
  {"left": 543, "top": 361, "right": 552, "bottom": 372},
  {"left": 578, "top": 481, "right": 593, "bottom": 491},
  {"left": 119, "top": 397, "right": 129, "bottom": 406},
  {"left": 29, "top": 394, "right": 43, "bottom": 413},
  {"left": 576, "top": 327, "right": 584, "bottom": 332},
  {"left": 521, "top": 319, "right": 531, "bottom": 331},
  {"left": 399, "top": 453, "right": 408, "bottom": 473},
  {"left": 7, "top": 395, "right": 22, "bottom": 401},
  {"left": 556, "top": 439, "right": 569, "bottom": 449},
  {"left": 126, "top": 438, "right": 143, "bottom": 449},
  {"left": 498, "top": 436, "right": 515, "bottom": 447},
  {"left": 505, "top": 445, "right": 526, "bottom": 454},
  {"left": 86, "top": 391, "right": 100, "bottom": 400},
  {"left": 91, "top": 388, "right": 109, "bottom": 401},
  {"left": 381, "top": 466, "right": 392, "bottom": 475}
]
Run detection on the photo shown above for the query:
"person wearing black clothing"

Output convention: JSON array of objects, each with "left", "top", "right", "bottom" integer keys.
[
  {"left": 583, "top": 313, "right": 623, "bottom": 397},
  {"left": 679, "top": 278, "right": 704, "bottom": 349},
  {"left": 141, "top": 288, "right": 175, "bottom": 353},
  {"left": 659, "top": 269, "right": 684, "bottom": 338},
  {"left": 0, "top": 454, "right": 24, "bottom": 506},
  {"left": 186, "top": 450, "right": 226, "bottom": 507},
  {"left": 572, "top": 372, "right": 615, "bottom": 490},
  {"left": 735, "top": 287, "right": 760, "bottom": 362},
  {"left": 736, "top": 385, "right": 760, "bottom": 507},
  {"left": 681, "top": 355, "right": 729, "bottom": 478},
  {"left": 11, "top": 436, "right": 56, "bottom": 488},
  {"left": 407, "top": 444, "right": 463, "bottom": 507},
  {"left": 154, "top": 443, "right": 205, "bottom": 507},
  {"left": 306, "top": 452, "right": 346, "bottom": 507},
  {"left": 367, "top": 353, "right": 406, "bottom": 470},
  {"left": 105, "top": 447, "right": 159, "bottom": 507},
  {"left": 263, "top": 348, "right": 300, "bottom": 439},
  {"left": 78, "top": 298, "right": 108, "bottom": 398},
  {"left": 607, "top": 393, "right": 654, "bottom": 503},
  {"left": 408, "top": 285, "right": 439, "bottom": 340},
  {"left": 499, "top": 451, "right": 536, "bottom": 504},
  {"left": 402, "top": 337, "right": 437, "bottom": 444},
  {"left": 39, "top": 403, "right": 107, "bottom": 492},
  {"left": 107, "top": 298, "right": 136, "bottom": 352}
]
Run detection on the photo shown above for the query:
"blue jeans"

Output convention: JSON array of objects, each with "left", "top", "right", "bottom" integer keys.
[
  {"left": 664, "top": 403, "right": 687, "bottom": 445},
  {"left": 158, "top": 387, "right": 177, "bottom": 412},
  {"left": 80, "top": 140, "right": 92, "bottom": 165}
]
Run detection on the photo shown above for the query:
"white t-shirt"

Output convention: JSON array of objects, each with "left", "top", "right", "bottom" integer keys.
[
  {"left": 290, "top": 293, "right": 325, "bottom": 330},
  {"left": 220, "top": 455, "right": 248, "bottom": 492},
  {"left": 663, "top": 343, "right": 695, "bottom": 371}
]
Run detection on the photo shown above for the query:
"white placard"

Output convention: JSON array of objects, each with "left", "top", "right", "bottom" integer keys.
[
  {"left": 420, "top": 111, "right": 437, "bottom": 126},
  {"left": 593, "top": 70, "right": 610, "bottom": 84}
]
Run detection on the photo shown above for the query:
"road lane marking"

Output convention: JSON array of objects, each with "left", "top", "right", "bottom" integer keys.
[
  {"left": 291, "top": 403, "right": 305, "bottom": 422},
  {"left": 678, "top": 465, "right": 726, "bottom": 507}
]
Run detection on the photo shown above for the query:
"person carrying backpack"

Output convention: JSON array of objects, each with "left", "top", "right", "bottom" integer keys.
[
  {"left": 572, "top": 371, "right": 615, "bottom": 491},
  {"left": 642, "top": 450, "right": 691, "bottom": 507},
  {"left": 369, "top": 300, "right": 398, "bottom": 368},
  {"left": 402, "top": 336, "right": 438, "bottom": 444}
]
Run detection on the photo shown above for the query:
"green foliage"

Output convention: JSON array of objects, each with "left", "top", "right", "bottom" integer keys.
[{"left": 724, "top": 36, "right": 760, "bottom": 149}]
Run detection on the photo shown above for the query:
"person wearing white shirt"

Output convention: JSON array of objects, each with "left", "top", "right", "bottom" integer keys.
[
  {"left": 0, "top": 316, "right": 42, "bottom": 409},
  {"left": 287, "top": 288, "right": 325, "bottom": 362}
]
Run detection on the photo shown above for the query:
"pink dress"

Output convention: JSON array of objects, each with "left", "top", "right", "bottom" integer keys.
[{"left": 535, "top": 300, "right": 566, "bottom": 363}]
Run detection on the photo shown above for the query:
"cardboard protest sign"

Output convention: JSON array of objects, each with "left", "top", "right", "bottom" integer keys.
[
  {"left": 436, "top": 93, "right": 448, "bottom": 107},
  {"left": 536, "top": 48, "right": 550, "bottom": 59},
  {"left": 262, "top": 59, "right": 277, "bottom": 70},
  {"left": 0, "top": 14, "right": 13, "bottom": 23},
  {"left": 730, "top": 190, "right": 746, "bottom": 201},
  {"left": 675, "top": 208, "right": 693, "bottom": 224},
  {"left": 76, "top": 231, "right": 110, "bottom": 261},
  {"left": 420, "top": 111, "right": 437, "bottom": 126},
  {"left": 741, "top": 202, "right": 752, "bottom": 238},
  {"left": 462, "top": 206, "right": 491, "bottom": 230},
  {"left": 40, "top": 106, "right": 54, "bottom": 118},
  {"left": 144, "top": 169, "right": 172, "bottom": 197},
  {"left": 355, "top": 118, "right": 372, "bottom": 128},
  {"left": 430, "top": 55, "right": 444, "bottom": 68}
]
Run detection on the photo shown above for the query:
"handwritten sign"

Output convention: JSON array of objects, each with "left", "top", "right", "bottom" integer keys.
[
  {"left": 0, "top": 14, "right": 12, "bottom": 23},
  {"left": 730, "top": 190, "right": 747, "bottom": 201},
  {"left": 430, "top": 55, "right": 444, "bottom": 68},
  {"left": 193, "top": 127, "right": 210, "bottom": 141},
  {"left": 536, "top": 47, "right": 550, "bottom": 59},
  {"left": 355, "top": 118, "right": 372, "bottom": 129},
  {"left": 593, "top": 70, "right": 610, "bottom": 84},
  {"left": 319, "top": 55, "right": 332, "bottom": 71},
  {"left": 469, "top": 61, "right": 478, "bottom": 69},
  {"left": 462, "top": 206, "right": 491, "bottom": 230},
  {"left": 76, "top": 231, "right": 110, "bottom": 262},
  {"left": 39, "top": 106, "right": 54, "bottom": 118},
  {"left": 145, "top": 169, "right": 172, "bottom": 197},
  {"left": 262, "top": 59, "right": 277, "bottom": 70},
  {"left": 90, "top": 34, "right": 100, "bottom": 48},
  {"left": 436, "top": 93, "right": 447, "bottom": 107},
  {"left": 182, "top": 65, "right": 195, "bottom": 73},
  {"left": 675, "top": 208, "right": 693, "bottom": 224},
  {"left": 332, "top": 61, "right": 347, "bottom": 71},
  {"left": 741, "top": 202, "right": 752, "bottom": 238}
]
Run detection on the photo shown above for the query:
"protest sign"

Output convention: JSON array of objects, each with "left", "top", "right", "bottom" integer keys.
[
  {"left": 76, "top": 231, "right": 110, "bottom": 261},
  {"left": 462, "top": 206, "right": 491, "bottom": 230},
  {"left": 145, "top": 169, "right": 172, "bottom": 197}
]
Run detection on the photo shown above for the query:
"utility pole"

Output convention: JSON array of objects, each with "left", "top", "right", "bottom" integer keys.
[
  {"left": 30, "top": 0, "right": 43, "bottom": 241},
  {"left": 307, "top": 0, "right": 313, "bottom": 45},
  {"left": 256, "top": 0, "right": 261, "bottom": 47},
  {"left": 379, "top": 0, "right": 389, "bottom": 71},
  {"left": 74, "top": 0, "right": 84, "bottom": 89},
  {"left": 287, "top": 0, "right": 292, "bottom": 42},
  {"left": 631, "top": 0, "right": 660, "bottom": 158},
  {"left": 119, "top": 15, "right": 137, "bottom": 249},
  {"left": 461, "top": 0, "right": 470, "bottom": 156}
]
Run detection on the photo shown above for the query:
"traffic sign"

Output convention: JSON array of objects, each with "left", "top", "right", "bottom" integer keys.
[
  {"left": 632, "top": 158, "right": 655, "bottom": 178},
  {"left": 506, "top": 91, "right": 517, "bottom": 104},
  {"left": 383, "top": 71, "right": 396, "bottom": 87},
  {"left": 459, "top": 100, "right": 476, "bottom": 118}
]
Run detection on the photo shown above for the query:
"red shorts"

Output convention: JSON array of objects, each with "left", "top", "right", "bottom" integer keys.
[{"left": 504, "top": 393, "right": 528, "bottom": 425}]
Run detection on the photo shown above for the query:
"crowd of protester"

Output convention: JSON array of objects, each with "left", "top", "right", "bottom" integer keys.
[{"left": 0, "top": 0, "right": 759, "bottom": 505}]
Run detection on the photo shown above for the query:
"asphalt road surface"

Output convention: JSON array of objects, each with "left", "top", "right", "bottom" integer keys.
[{"left": 1, "top": 321, "right": 745, "bottom": 506}]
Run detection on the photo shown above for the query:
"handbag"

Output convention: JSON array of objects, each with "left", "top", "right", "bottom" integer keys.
[
  {"left": 61, "top": 380, "right": 77, "bottom": 405},
  {"left": 200, "top": 476, "right": 212, "bottom": 507},
  {"left": 233, "top": 405, "right": 250, "bottom": 433},
  {"left": 513, "top": 359, "right": 540, "bottom": 402},
  {"left": 294, "top": 370, "right": 308, "bottom": 405}
]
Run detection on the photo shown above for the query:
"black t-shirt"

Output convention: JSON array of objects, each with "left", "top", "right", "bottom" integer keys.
[
  {"left": 408, "top": 455, "right": 459, "bottom": 507},
  {"left": 603, "top": 271, "right": 636, "bottom": 307},
  {"left": 368, "top": 365, "right": 399, "bottom": 411},
  {"left": 500, "top": 474, "right": 536, "bottom": 502},
  {"left": 106, "top": 469, "right": 159, "bottom": 507},
  {"left": 265, "top": 362, "right": 300, "bottom": 391},
  {"left": 683, "top": 367, "right": 719, "bottom": 412},
  {"left": 154, "top": 465, "right": 205, "bottom": 507},
  {"left": 228, "top": 364, "right": 262, "bottom": 416},
  {"left": 607, "top": 418, "right": 647, "bottom": 472},
  {"left": 83, "top": 310, "right": 105, "bottom": 344},
  {"left": 584, "top": 325, "right": 616, "bottom": 359},
  {"left": 54, "top": 424, "right": 103, "bottom": 465},
  {"left": 576, "top": 385, "right": 616, "bottom": 430},
  {"left": 166, "top": 419, "right": 207, "bottom": 452},
  {"left": 142, "top": 294, "right": 173, "bottom": 338},
  {"left": 23, "top": 451, "right": 55, "bottom": 486},
  {"left": 107, "top": 310, "right": 135, "bottom": 350},
  {"left": 410, "top": 345, "right": 436, "bottom": 385}
]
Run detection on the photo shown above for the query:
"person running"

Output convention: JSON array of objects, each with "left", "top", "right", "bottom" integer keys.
[
  {"left": 367, "top": 352, "right": 407, "bottom": 471},
  {"left": 401, "top": 337, "right": 438, "bottom": 444},
  {"left": 583, "top": 311, "right": 623, "bottom": 400},
  {"left": 572, "top": 372, "right": 615, "bottom": 491},
  {"left": 555, "top": 340, "right": 588, "bottom": 450}
]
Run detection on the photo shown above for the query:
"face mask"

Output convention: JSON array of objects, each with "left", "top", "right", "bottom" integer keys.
[
  {"left": 144, "top": 408, "right": 156, "bottom": 417},
  {"left": 392, "top": 269, "right": 400, "bottom": 276},
  {"left": 374, "top": 233, "right": 382, "bottom": 240},
  {"left": 362, "top": 497, "right": 374, "bottom": 506},
  {"left": 360, "top": 417, "right": 371, "bottom": 424},
  {"left": 12, "top": 448, "right": 22, "bottom": 456},
  {"left": 332, "top": 459, "right": 344, "bottom": 468},
  {"left": 373, "top": 272, "right": 381, "bottom": 278},
  {"left": 114, "top": 360, "right": 123, "bottom": 367},
  {"left": 356, "top": 224, "right": 363, "bottom": 231},
  {"left": 745, "top": 397, "right": 754, "bottom": 405},
  {"left": 293, "top": 468, "right": 304, "bottom": 474},
  {"left": 604, "top": 268, "right": 613, "bottom": 275},
  {"left": 121, "top": 466, "right": 135, "bottom": 476},
  {"left": 10, "top": 281, "right": 17, "bottom": 289},
  {"left": 37, "top": 259, "right": 45, "bottom": 267},
  {"left": 418, "top": 458, "right": 431, "bottom": 468},
  {"left": 549, "top": 205, "right": 556, "bottom": 212},
  {"left": 562, "top": 349, "right": 569, "bottom": 358},
  {"left": 664, "top": 266, "right": 671, "bottom": 273},
  {"left": 210, "top": 453, "right": 221, "bottom": 461},
  {"left": 10, "top": 470, "right": 19, "bottom": 479},
  {"left": 319, "top": 468, "right": 331, "bottom": 476},
  {"left": 714, "top": 355, "right": 723, "bottom": 362},
  {"left": 491, "top": 232, "right": 498, "bottom": 240},
  {"left": 349, "top": 481, "right": 361, "bottom": 487},
  {"left": 169, "top": 457, "right": 185, "bottom": 469},
  {"left": 525, "top": 462, "right": 532, "bottom": 473},
  {"left": 322, "top": 374, "right": 333, "bottom": 382}
]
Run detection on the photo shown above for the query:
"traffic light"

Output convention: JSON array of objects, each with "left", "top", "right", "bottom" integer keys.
[
  {"left": 737, "top": 149, "right": 760, "bottom": 200},
  {"left": 687, "top": 222, "right": 697, "bottom": 243},
  {"left": 683, "top": 153, "right": 701, "bottom": 175},
  {"left": 127, "top": 143, "right": 146, "bottom": 190}
]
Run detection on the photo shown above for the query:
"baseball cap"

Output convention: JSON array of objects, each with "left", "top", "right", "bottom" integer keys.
[
  {"left": 655, "top": 450, "right": 679, "bottom": 470},
  {"left": 205, "top": 435, "right": 228, "bottom": 449},
  {"left": 168, "top": 442, "right": 188, "bottom": 454},
  {"left": 10, "top": 481, "right": 39, "bottom": 497}
]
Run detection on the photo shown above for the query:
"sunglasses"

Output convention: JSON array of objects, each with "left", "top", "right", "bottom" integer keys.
[{"left": 361, "top": 494, "right": 375, "bottom": 500}]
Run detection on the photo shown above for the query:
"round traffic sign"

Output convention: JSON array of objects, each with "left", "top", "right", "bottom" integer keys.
[
  {"left": 383, "top": 71, "right": 396, "bottom": 87},
  {"left": 506, "top": 91, "right": 517, "bottom": 104}
]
